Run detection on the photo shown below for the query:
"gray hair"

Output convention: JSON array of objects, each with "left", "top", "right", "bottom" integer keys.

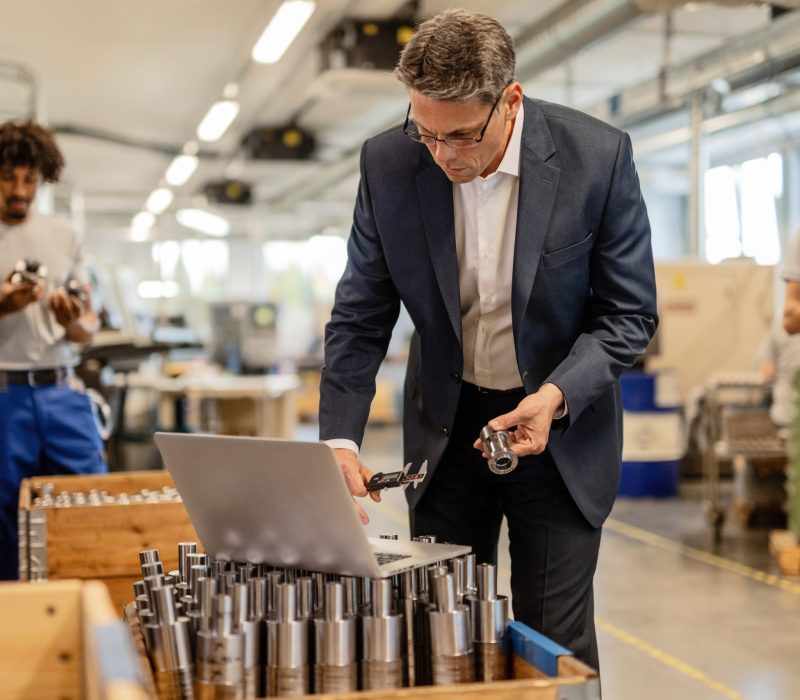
[{"left": 394, "top": 9, "right": 515, "bottom": 105}]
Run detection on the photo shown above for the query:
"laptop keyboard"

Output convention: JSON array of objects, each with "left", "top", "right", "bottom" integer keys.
[{"left": 375, "top": 552, "right": 412, "bottom": 565}]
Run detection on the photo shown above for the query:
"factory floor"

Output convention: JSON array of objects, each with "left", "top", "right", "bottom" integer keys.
[{"left": 302, "top": 423, "right": 800, "bottom": 700}]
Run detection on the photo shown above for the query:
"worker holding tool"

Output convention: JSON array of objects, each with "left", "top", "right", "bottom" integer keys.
[
  {"left": 0, "top": 120, "right": 106, "bottom": 580},
  {"left": 319, "top": 9, "right": 657, "bottom": 667}
]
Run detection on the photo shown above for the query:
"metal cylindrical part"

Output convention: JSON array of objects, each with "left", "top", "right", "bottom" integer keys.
[
  {"left": 189, "top": 565, "right": 206, "bottom": 599},
  {"left": 434, "top": 573, "right": 456, "bottom": 613},
  {"left": 139, "top": 549, "right": 160, "bottom": 566},
  {"left": 315, "top": 663, "right": 358, "bottom": 693},
  {"left": 213, "top": 594, "right": 233, "bottom": 636},
  {"left": 379, "top": 533, "right": 399, "bottom": 540},
  {"left": 315, "top": 583, "right": 356, "bottom": 669},
  {"left": 475, "top": 640, "right": 510, "bottom": 681},
  {"left": 266, "top": 665, "right": 309, "bottom": 697},
  {"left": 296, "top": 577, "right": 313, "bottom": 620},
  {"left": 277, "top": 582, "right": 296, "bottom": 622},
  {"left": 177, "top": 541, "right": 197, "bottom": 582},
  {"left": 267, "top": 571, "right": 284, "bottom": 616},
  {"left": 232, "top": 583, "right": 248, "bottom": 629},
  {"left": 477, "top": 563, "right": 497, "bottom": 600},
  {"left": 198, "top": 577, "right": 217, "bottom": 631},
  {"left": 450, "top": 557, "right": 466, "bottom": 602},
  {"left": 195, "top": 629, "right": 245, "bottom": 688},
  {"left": 249, "top": 577, "right": 267, "bottom": 619},
  {"left": 325, "top": 582, "right": 345, "bottom": 622},
  {"left": 153, "top": 586, "right": 178, "bottom": 625},
  {"left": 186, "top": 552, "right": 207, "bottom": 574},
  {"left": 342, "top": 577, "right": 358, "bottom": 617},
  {"left": 431, "top": 652, "right": 476, "bottom": 685},
  {"left": 464, "top": 554, "right": 477, "bottom": 595},
  {"left": 362, "top": 614, "right": 403, "bottom": 663},
  {"left": 479, "top": 426, "right": 518, "bottom": 474},
  {"left": 429, "top": 607, "right": 472, "bottom": 657},
  {"left": 470, "top": 596, "right": 508, "bottom": 644},
  {"left": 141, "top": 561, "right": 164, "bottom": 579},
  {"left": 371, "top": 578, "right": 393, "bottom": 617}
]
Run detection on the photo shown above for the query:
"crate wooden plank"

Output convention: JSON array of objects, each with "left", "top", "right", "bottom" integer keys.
[
  {"left": 45, "top": 501, "right": 197, "bottom": 578},
  {"left": 0, "top": 580, "right": 83, "bottom": 700}
]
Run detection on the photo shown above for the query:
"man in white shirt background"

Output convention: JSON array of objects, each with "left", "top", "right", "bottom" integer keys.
[
  {"left": 0, "top": 120, "right": 106, "bottom": 580},
  {"left": 319, "top": 9, "right": 657, "bottom": 667}
]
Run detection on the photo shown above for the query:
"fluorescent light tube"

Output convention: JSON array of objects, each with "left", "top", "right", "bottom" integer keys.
[
  {"left": 131, "top": 211, "right": 156, "bottom": 241},
  {"left": 176, "top": 208, "right": 230, "bottom": 237},
  {"left": 146, "top": 188, "right": 174, "bottom": 215},
  {"left": 165, "top": 154, "right": 199, "bottom": 186},
  {"left": 252, "top": 1, "right": 315, "bottom": 64},
  {"left": 196, "top": 100, "right": 240, "bottom": 142}
]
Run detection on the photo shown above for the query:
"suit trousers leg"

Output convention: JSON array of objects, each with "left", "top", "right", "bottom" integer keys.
[{"left": 410, "top": 383, "right": 601, "bottom": 669}]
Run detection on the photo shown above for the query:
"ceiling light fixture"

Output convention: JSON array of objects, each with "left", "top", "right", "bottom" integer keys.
[
  {"left": 176, "top": 208, "right": 230, "bottom": 237},
  {"left": 165, "top": 154, "right": 199, "bottom": 186},
  {"left": 197, "top": 100, "right": 240, "bottom": 142},
  {"left": 252, "top": 0, "right": 316, "bottom": 64},
  {"left": 146, "top": 187, "right": 174, "bottom": 215},
  {"left": 130, "top": 211, "right": 156, "bottom": 241}
]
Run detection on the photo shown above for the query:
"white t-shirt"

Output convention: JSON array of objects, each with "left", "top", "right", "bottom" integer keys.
[{"left": 0, "top": 211, "right": 88, "bottom": 369}]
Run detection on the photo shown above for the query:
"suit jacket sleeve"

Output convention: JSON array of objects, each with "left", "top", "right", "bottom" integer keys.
[
  {"left": 544, "top": 132, "right": 658, "bottom": 423},
  {"left": 319, "top": 139, "right": 401, "bottom": 447}
]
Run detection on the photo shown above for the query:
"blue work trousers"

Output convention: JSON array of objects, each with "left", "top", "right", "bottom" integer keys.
[{"left": 0, "top": 382, "right": 107, "bottom": 579}]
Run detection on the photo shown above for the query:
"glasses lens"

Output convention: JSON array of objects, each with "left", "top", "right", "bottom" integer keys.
[{"left": 445, "top": 138, "right": 479, "bottom": 149}]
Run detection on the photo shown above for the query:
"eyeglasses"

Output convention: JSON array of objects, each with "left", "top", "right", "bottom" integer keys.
[{"left": 403, "top": 88, "right": 506, "bottom": 149}]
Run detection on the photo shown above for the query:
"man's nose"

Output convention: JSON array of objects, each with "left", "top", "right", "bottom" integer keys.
[{"left": 429, "top": 139, "right": 458, "bottom": 161}]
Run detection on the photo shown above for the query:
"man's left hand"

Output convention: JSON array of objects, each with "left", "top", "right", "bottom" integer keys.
[
  {"left": 47, "top": 288, "right": 83, "bottom": 327},
  {"left": 472, "top": 384, "right": 565, "bottom": 458}
]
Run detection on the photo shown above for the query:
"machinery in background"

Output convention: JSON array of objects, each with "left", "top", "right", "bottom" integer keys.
[{"left": 209, "top": 302, "right": 279, "bottom": 374}]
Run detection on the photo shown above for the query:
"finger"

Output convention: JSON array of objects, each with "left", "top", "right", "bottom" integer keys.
[
  {"left": 352, "top": 498, "right": 369, "bottom": 525},
  {"left": 344, "top": 468, "right": 367, "bottom": 497},
  {"left": 369, "top": 489, "right": 381, "bottom": 503},
  {"left": 488, "top": 409, "right": 521, "bottom": 432}
]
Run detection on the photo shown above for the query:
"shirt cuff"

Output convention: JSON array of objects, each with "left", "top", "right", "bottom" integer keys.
[
  {"left": 541, "top": 382, "right": 568, "bottom": 419},
  {"left": 324, "top": 438, "right": 360, "bottom": 456}
]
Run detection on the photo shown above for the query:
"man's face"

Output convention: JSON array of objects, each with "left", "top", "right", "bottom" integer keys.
[
  {"left": 408, "top": 84, "right": 521, "bottom": 183},
  {"left": 0, "top": 165, "right": 40, "bottom": 224}
]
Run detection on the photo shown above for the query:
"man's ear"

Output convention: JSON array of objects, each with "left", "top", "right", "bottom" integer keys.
[{"left": 505, "top": 82, "right": 524, "bottom": 121}]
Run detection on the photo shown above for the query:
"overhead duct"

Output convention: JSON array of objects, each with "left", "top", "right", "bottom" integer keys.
[{"left": 586, "top": 9, "right": 800, "bottom": 127}]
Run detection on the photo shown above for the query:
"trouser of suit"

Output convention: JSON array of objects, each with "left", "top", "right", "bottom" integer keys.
[
  {"left": 0, "top": 381, "right": 107, "bottom": 580},
  {"left": 410, "top": 381, "right": 602, "bottom": 669}
]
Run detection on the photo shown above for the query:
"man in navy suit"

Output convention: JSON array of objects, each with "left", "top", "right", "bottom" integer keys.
[{"left": 320, "top": 9, "right": 657, "bottom": 667}]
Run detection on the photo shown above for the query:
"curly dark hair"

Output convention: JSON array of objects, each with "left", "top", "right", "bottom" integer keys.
[{"left": 0, "top": 120, "right": 65, "bottom": 182}]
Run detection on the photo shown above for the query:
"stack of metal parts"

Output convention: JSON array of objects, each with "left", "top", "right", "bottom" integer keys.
[
  {"left": 129, "top": 537, "right": 510, "bottom": 699},
  {"left": 32, "top": 482, "right": 181, "bottom": 507}
]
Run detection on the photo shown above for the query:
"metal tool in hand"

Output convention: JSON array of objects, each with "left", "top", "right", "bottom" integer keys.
[
  {"left": 367, "top": 460, "right": 428, "bottom": 492},
  {"left": 10, "top": 258, "right": 47, "bottom": 285},
  {"left": 479, "top": 426, "right": 518, "bottom": 475}
]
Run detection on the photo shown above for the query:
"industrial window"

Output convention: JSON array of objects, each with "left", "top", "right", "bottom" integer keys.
[{"left": 703, "top": 153, "right": 782, "bottom": 265}]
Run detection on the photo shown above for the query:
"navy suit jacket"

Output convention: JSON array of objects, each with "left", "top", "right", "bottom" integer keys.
[{"left": 320, "top": 97, "right": 658, "bottom": 528}]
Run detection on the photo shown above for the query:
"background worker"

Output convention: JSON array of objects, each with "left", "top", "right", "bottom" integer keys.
[{"left": 0, "top": 120, "right": 106, "bottom": 580}]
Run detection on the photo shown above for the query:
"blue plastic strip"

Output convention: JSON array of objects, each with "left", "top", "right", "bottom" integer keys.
[
  {"left": 92, "top": 621, "right": 144, "bottom": 683},
  {"left": 508, "top": 620, "right": 572, "bottom": 677}
]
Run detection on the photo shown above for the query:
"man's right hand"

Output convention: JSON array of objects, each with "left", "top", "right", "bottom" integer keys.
[
  {"left": 333, "top": 447, "right": 381, "bottom": 525},
  {"left": 0, "top": 272, "right": 43, "bottom": 317}
]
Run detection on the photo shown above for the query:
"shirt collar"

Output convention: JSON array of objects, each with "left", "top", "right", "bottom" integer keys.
[{"left": 496, "top": 103, "right": 523, "bottom": 177}]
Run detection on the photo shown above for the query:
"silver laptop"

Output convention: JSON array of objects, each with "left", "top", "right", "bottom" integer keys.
[{"left": 153, "top": 432, "right": 470, "bottom": 578}]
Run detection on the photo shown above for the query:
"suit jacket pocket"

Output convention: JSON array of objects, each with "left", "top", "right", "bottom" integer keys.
[{"left": 541, "top": 231, "right": 594, "bottom": 270}]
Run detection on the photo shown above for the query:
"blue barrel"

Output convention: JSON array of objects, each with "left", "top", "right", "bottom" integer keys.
[{"left": 619, "top": 370, "right": 683, "bottom": 498}]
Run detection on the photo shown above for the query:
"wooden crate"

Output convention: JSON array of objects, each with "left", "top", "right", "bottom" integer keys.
[
  {"left": 0, "top": 579, "right": 150, "bottom": 700},
  {"left": 18, "top": 470, "right": 198, "bottom": 610},
  {"left": 125, "top": 612, "right": 599, "bottom": 700},
  {"left": 769, "top": 529, "right": 800, "bottom": 576}
]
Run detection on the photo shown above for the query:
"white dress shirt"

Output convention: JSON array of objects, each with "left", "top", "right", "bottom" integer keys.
[{"left": 455, "top": 105, "right": 524, "bottom": 390}]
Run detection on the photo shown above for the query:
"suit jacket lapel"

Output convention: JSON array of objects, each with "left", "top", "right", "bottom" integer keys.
[
  {"left": 512, "top": 100, "right": 560, "bottom": 344},
  {"left": 417, "top": 156, "right": 462, "bottom": 345}
]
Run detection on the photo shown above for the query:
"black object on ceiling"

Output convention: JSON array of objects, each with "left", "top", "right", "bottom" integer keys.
[
  {"left": 241, "top": 125, "right": 315, "bottom": 160},
  {"left": 320, "top": 18, "right": 416, "bottom": 72},
  {"left": 201, "top": 179, "right": 253, "bottom": 206}
]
